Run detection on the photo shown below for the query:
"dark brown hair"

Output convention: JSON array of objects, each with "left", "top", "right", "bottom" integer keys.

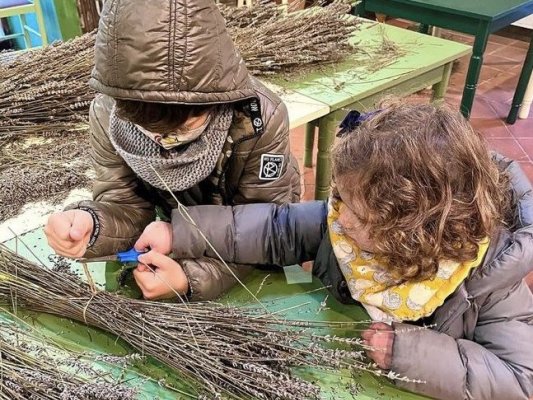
[
  {"left": 115, "top": 99, "right": 214, "bottom": 132},
  {"left": 332, "top": 101, "right": 511, "bottom": 281}
]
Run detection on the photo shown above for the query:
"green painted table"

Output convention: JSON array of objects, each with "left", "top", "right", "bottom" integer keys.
[
  {"left": 357, "top": 0, "right": 533, "bottom": 121},
  {"left": 270, "top": 19, "right": 471, "bottom": 200},
  {"left": 2, "top": 228, "right": 429, "bottom": 399}
]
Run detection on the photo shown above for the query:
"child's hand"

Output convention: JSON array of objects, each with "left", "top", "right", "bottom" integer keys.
[
  {"left": 133, "top": 250, "right": 189, "bottom": 300},
  {"left": 134, "top": 221, "right": 173, "bottom": 255},
  {"left": 361, "top": 322, "right": 394, "bottom": 370},
  {"left": 44, "top": 210, "right": 94, "bottom": 258}
]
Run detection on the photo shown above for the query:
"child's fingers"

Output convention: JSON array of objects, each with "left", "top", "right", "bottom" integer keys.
[
  {"left": 136, "top": 263, "right": 149, "bottom": 272},
  {"left": 370, "top": 322, "right": 392, "bottom": 331},
  {"left": 139, "top": 250, "right": 178, "bottom": 271},
  {"left": 361, "top": 329, "right": 374, "bottom": 342},
  {"left": 134, "top": 234, "right": 150, "bottom": 252}
]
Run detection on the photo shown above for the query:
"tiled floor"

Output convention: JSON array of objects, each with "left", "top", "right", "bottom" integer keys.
[{"left": 288, "top": 22, "right": 533, "bottom": 287}]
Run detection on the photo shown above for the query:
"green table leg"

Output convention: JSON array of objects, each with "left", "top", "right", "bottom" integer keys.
[
  {"left": 460, "top": 23, "right": 490, "bottom": 118},
  {"left": 418, "top": 23, "right": 430, "bottom": 34},
  {"left": 314, "top": 115, "right": 338, "bottom": 200},
  {"left": 304, "top": 122, "right": 316, "bottom": 168},
  {"left": 431, "top": 62, "right": 453, "bottom": 104},
  {"left": 507, "top": 35, "right": 533, "bottom": 124}
]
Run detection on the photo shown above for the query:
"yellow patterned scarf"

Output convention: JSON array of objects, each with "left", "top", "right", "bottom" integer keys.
[{"left": 328, "top": 199, "right": 489, "bottom": 322}]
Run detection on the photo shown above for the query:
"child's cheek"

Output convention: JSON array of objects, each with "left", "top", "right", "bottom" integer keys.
[
  {"left": 347, "top": 231, "right": 375, "bottom": 253},
  {"left": 338, "top": 209, "right": 376, "bottom": 252}
]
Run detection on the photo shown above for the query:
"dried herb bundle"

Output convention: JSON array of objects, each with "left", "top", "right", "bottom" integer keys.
[
  {"left": 0, "top": 245, "right": 389, "bottom": 399},
  {"left": 222, "top": 1, "right": 360, "bottom": 75},
  {"left": 0, "top": 317, "right": 138, "bottom": 400},
  {"left": 0, "top": 32, "right": 95, "bottom": 143},
  {"left": 0, "top": 1, "right": 358, "bottom": 141},
  {"left": 0, "top": 139, "right": 91, "bottom": 220}
]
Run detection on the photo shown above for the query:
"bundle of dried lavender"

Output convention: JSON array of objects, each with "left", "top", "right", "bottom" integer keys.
[
  {"left": 0, "top": 1, "right": 358, "bottom": 142},
  {"left": 222, "top": 0, "right": 360, "bottom": 75},
  {"left": 0, "top": 317, "right": 138, "bottom": 400},
  {"left": 0, "top": 245, "right": 392, "bottom": 399},
  {"left": 0, "top": 139, "right": 91, "bottom": 220},
  {"left": 0, "top": 32, "right": 95, "bottom": 143}
]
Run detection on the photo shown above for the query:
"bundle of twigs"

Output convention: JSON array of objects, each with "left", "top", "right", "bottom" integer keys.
[
  {"left": 0, "top": 139, "right": 90, "bottom": 220},
  {"left": 0, "top": 32, "right": 93, "bottom": 219},
  {"left": 0, "top": 32, "right": 95, "bottom": 142},
  {"left": 0, "top": 245, "right": 387, "bottom": 399},
  {"left": 222, "top": 0, "right": 359, "bottom": 75},
  {"left": 0, "top": 316, "right": 138, "bottom": 399},
  {"left": 0, "top": 1, "right": 358, "bottom": 142}
]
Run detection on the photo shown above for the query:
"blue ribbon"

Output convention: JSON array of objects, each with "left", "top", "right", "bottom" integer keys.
[{"left": 337, "top": 109, "right": 381, "bottom": 137}]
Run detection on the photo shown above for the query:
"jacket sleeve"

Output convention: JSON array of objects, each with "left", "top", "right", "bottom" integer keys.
[
  {"left": 232, "top": 100, "right": 301, "bottom": 205},
  {"left": 180, "top": 258, "right": 252, "bottom": 301},
  {"left": 66, "top": 95, "right": 155, "bottom": 257},
  {"left": 171, "top": 202, "right": 326, "bottom": 300},
  {"left": 391, "top": 281, "right": 533, "bottom": 400},
  {"left": 172, "top": 202, "right": 327, "bottom": 265}
]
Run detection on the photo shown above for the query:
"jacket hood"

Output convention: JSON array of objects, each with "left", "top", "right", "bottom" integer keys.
[
  {"left": 89, "top": 0, "right": 256, "bottom": 104},
  {"left": 468, "top": 154, "right": 533, "bottom": 298}
]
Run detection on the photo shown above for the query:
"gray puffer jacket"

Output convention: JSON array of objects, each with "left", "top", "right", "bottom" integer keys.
[{"left": 171, "top": 156, "right": 533, "bottom": 400}]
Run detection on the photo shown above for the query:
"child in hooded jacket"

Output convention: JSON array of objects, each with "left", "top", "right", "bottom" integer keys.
[
  {"left": 139, "top": 102, "right": 533, "bottom": 400},
  {"left": 43, "top": 0, "right": 301, "bottom": 301}
]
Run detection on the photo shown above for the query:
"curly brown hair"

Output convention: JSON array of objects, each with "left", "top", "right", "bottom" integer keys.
[{"left": 332, "top": 101, "right": 510, "bottom": 281}]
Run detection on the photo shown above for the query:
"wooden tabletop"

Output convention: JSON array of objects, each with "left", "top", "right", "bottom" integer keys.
[
  {"left": 262, "top": 81, "right": 330, "bottom": 130},
  {"left": 269, "top": 19, "right": 471, "bottom": 112}
]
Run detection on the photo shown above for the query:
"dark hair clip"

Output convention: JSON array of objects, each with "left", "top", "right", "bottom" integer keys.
[{"left": 337, "top": 109, "right": 382, "bottom": 137}]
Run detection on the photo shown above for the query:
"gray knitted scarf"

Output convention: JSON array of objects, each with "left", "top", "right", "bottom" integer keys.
[{"left": 109, "top": 105, "right": 232, "bottom": 191}]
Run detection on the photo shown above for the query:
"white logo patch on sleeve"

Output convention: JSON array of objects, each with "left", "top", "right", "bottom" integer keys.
[{"left": 259, "top": 154, "right": 285, "bottom": 181}]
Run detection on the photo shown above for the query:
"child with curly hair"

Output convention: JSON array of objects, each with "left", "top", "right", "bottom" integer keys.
[{"left": 141, "top": 102, "right": 533, "bottom": 399}]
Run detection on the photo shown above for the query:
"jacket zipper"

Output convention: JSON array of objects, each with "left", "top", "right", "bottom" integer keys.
[{"left": 217, "top": 101, "right": 265, "bottom": 203}]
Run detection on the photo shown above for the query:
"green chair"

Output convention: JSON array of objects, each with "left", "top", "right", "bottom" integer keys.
[{"left": 0, "top": 0, "right": 48, "bottom": 49}]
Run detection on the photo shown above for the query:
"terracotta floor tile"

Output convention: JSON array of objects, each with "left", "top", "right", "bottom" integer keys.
[
  {"left": 485, "top": 138, "right": 529, "bottom": 161},
  {"left": 496, "top": 44, "right": 527, "bottom": 62},
  {"left": 508, "top": 119, "right": 533, "bottom": 138},
  {"left": 471, "top": 118, "right": 513, "bottom": 138},
  {"left": 448, "top": 74, "right": 466, "bottom": 94},
  {"left": 511, "top": 39, "right": 531, "bottom": 50},
  {"left": 489, "top": 33, "right": 520, "bottom": 47},
  {"left": 470, "top": 97, "right": 501, "bottom": 119},
  {"left": 478, "top": 90, "right": 514, "bottom": 108},
  {"left": 483, "top": 53, "right": 521, "bottom": 72},
  {"left": 487, "top": 99, "right": 533, "bottom": 124},
  {"left": 303, "top": 185, "right": 315, "bottom": 201},
  {"left": 289, "top": 126, "right": 306, "bottom": 160},
  {"left": 516, "top": 138, "right": 533, "bottom": 157},
  {"left": 477, "top": 73, "right": 519, "bottom": 98},
  {"left": 478, "top": 66, "right": 506, "bottom": 86},
  {"left": 483, "top": 98, "right": 513, "bottom": 119},
  {"left": 441, "top": 31, "right": 474, "bottom": 45},
  {"left": 444, "top": 92, "right": 463, "bottom": 109},
  {"left": 451, "top": 55, "right": 471, "bottom": 75},
  {"left": 485, "top": 41, "right": 506, "bottom": 56},
  {"left": 386, "top": 19, "right": 413, "bottom": 29}
]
